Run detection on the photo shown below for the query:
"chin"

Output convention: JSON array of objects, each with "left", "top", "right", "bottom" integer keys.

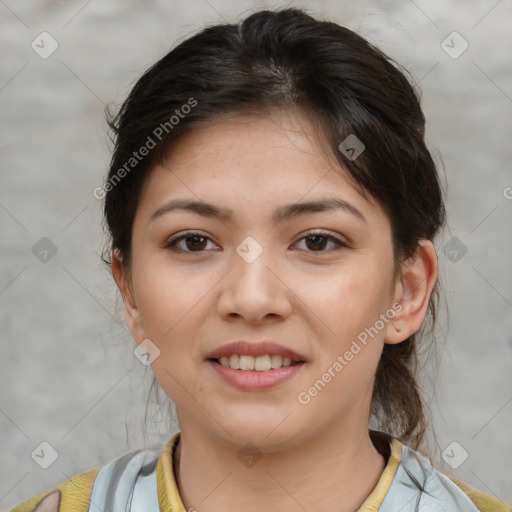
[{"left": 216, "top": 413, "right": 303, "bottom": 451}]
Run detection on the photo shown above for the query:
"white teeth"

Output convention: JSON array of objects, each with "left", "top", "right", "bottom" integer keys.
[
  {"left": 239, "top": 355, "right": 255, "bottom": 370},
  {"left": 270, "top": 355, "right": 283, "bottom": 368},
  {"left": 217, "top": 354, "right": 298, "bottom": 371},
  {"left": 255, "top": 355, "right": 271, "bottom": 371}
]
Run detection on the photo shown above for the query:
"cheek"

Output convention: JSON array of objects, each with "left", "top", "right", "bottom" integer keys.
[
  {"left": 132, "top": 260, "right": 219, "bottom": 389},
  {"left": 304, "top": 262, "right": 393, "bottom": 394},
  {"left": 311, "top": 264, "right": 391, "bottom": 337},
  {"left": 134, "top": 265, "right": 210, "bottom": 400},
  {"left": 300, "top": 272, "right": 390, "bottom": 412},
  {"left": 134, "top": 261, "right": 209, "bottom": 338}
]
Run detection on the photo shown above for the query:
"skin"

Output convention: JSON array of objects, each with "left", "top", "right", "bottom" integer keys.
[{"left": 112, "top": 110, "right": 438, "bottom": 512}]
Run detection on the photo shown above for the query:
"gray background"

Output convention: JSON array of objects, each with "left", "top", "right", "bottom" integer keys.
[{"left": 1, "top": 0, "right": 511, "bottom": 509}]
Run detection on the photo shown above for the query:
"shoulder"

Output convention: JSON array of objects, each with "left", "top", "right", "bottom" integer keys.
[
  {"left": 9, "top": 468, "right": 99, "bottom": 512},
  {"left": 8, "top": 444, "right": 163, "bottom": 512},
  {"left": 446, "top": 474, "right": 512, "bottom": 512},
  {"left": 395, "top": 443, "right": 512, "bottom": 512}
]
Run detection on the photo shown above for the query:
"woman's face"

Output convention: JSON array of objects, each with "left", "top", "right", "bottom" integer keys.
[{"left": 116, "top": 111, "right": 404, "bottom": 450}]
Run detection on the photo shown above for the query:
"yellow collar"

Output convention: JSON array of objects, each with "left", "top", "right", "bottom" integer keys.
[{"left": 156, "top": 431, "right": 402, "bottom": 511}]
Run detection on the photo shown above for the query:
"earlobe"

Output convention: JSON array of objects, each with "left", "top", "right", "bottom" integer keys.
[
  {"left": 385, "top": 240, "right": 438, "bottom": 345},
  {"left": 111, "top": 250, "right": 144, "bottom": 343}
]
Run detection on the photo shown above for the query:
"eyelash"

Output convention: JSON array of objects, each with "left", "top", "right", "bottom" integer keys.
[{"left": 163, "top": 230, "right": 347, "bottom": 254}]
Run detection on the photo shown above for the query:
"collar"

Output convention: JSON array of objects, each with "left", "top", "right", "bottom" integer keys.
[{"left": 156, "top": 430, "right": 403, "bottom": 511}]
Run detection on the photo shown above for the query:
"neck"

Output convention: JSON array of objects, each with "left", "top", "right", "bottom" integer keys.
[{"left": 173, "top": 424, "right": 387, "bottom": 512}]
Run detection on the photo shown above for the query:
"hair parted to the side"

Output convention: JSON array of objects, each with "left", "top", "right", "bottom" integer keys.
[{"left": 102, "top": 8, "right": 445, "bottom": 450}]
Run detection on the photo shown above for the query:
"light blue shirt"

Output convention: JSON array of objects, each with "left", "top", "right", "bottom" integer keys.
[{"left": 86, "top": 435, "right": 497, "bottom": 511}]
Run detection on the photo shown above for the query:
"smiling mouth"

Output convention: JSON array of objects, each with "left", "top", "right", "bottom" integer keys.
[{"left": 210, "top": 354, "right": 303, "bottom": 371}]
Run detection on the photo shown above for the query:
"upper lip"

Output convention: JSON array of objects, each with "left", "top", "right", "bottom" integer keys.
[{"left": 207, "top": 341, "right": 307, "bottom": 362}]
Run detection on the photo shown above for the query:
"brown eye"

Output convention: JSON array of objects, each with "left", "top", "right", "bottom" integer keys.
[
  {"left": 164, "top": 232, "right": 218, "bottom": 253},
  {"left": 295, "top": 232, "right": 346, "bottom": 253},
  {"left": 305, "top": 234, "right": 328, "bottom": 251}
]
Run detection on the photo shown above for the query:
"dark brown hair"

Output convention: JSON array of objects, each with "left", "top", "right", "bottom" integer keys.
[{"left": 102, "top": 7, "right": 445, "bottom": 449}]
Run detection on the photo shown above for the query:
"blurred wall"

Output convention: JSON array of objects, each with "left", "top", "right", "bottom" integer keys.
[{"left": 1, "top": 0, "right": 511, "bottom": 508}]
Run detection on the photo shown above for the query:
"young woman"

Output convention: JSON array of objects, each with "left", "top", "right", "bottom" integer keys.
[{"left": 10, "top": 7, "right": 511, "bottom": 512}]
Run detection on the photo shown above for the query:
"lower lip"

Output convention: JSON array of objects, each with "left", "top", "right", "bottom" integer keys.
[{"left": 207, "top": 359, "right": 305, "bottom": 390}]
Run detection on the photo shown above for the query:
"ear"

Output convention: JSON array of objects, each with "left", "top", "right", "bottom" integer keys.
[
  {"left": 111, "top": 249, "right": 144, "bottom": 344},
  {"left": 385, "top": 240, "right": 438, "bottom": 344}
]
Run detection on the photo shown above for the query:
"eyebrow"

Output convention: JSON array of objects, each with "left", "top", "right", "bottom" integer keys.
[{"left": 149, "top": 197, "right": 367, "bottom": 225}]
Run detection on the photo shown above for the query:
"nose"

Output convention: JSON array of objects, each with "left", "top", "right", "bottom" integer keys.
[{"left": 216, "top": 242, "right": 292, "bottom": 324}]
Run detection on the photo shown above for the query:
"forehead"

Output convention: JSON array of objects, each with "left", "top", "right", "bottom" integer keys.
[
  {"left": 164, "top": 111, "right": 343, "bottom": 178},
  {"left": 136, "top": 111, "right": 388, "bottom": 228}
]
